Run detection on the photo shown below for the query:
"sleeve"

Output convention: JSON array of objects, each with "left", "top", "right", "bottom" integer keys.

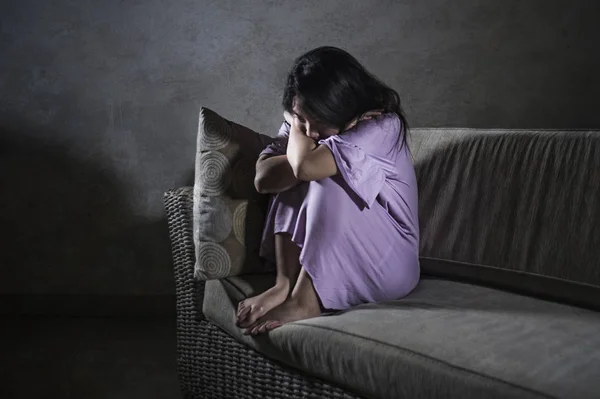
[
  {"left": 318, "top": 113, "right": 402, "bottom": 208},
  {"left": 259, "top": 121, "right": 290, "bottom": 158}
]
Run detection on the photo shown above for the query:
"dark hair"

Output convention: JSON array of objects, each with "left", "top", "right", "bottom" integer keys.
[{"left": 282, "top": 46, "right": 410, "bottom": 151}]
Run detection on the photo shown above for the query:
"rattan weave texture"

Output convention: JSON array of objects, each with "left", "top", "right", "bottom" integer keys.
[{"left": 165, "top": 187, "right": 365, "bottom": 399}]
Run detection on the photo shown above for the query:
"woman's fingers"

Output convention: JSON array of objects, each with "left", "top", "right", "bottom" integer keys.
[
  {"left": 363, "top": 109, "right": 384, "bottom": 118},
  {"left": 365, "top": 109, "right": 385, "bottom": 116},
  {"left": 358, "top": 109, "right": 384, "bottom": 122},
  {"left": 344, "top": 119, "right": 358, "bottom": 131}
]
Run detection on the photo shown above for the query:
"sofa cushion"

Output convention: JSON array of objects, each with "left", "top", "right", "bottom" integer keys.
[
  {"left": 193, "top": 107, "right": 274, "bottom": 280},
  {"left": 410, "top": 128, "right": 600, "bottom": 309},
  {"left": 204, "top": 274, "right": 600, "bottom": 399}
]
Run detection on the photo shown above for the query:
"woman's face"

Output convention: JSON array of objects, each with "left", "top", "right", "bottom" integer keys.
[{"left": 291, "top": 101, "right": 340, "bottom": 141}]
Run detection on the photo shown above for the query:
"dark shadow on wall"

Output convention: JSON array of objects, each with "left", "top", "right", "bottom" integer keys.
[
  {"left": 183, "top": 168, "right": 195, "bottom": 188},
  {"left": 0, "top": 124, "right": 176, "bottom": 316}
]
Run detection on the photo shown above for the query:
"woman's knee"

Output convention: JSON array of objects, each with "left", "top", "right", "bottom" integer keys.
[
  {"left": 305, "top": 176, "right": 362, "bottom": 210},
  {"left": 307, "top": 176, "right": 349, "bottom": 199},
  {"left": 273, "top": 176, "right": 357, "bottom": 219},
  {"left": 273, "top": 181, "right": 309, "bottom": 205},
  {"left": 301, "top": 178, "right": 361, "bottom": 229}
]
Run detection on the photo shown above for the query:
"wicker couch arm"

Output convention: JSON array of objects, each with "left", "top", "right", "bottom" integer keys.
[{"left": 164, "top": 187, "right": 205, "bottom": 320}]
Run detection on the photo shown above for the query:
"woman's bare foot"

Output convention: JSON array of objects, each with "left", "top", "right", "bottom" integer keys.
[
  {"left": 236, "top": 283, "right": 290, "bottom": 328},
  {"left": 244, "top": 296, "right": 322, "bottom": 335}
]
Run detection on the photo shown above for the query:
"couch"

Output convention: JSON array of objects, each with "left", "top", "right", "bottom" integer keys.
[{"left": 165, "top": 113, "right": 600, "bottom": 399}]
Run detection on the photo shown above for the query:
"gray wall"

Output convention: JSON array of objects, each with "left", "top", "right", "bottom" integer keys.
[{"left": 1, "top": 1, "right": 598, "bottom": 309}]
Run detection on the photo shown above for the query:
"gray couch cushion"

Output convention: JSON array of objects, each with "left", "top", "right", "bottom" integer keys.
[
  {"left": 410, "top": 129, "right": 600, "bottom": 308},
  {"left": 205, "top": 275, "right": 600, "bottom": 399}
]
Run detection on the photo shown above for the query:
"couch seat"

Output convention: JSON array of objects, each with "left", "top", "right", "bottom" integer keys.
[{"left": 203, "top": 275, "right": 600, "bottom": 399}]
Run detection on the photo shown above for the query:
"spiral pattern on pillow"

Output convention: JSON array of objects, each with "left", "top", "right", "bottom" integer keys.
[
  {"left": 197, "top": 242, "right": 232, "bottom": 278},
  {"left": 232, "top": 201, "right": 248, "bottom": 245},
  {"left": 196, "top": 196, "right": 232, "bottom": 243},
  {"left": 198, "top": 151, "right": 231, "bottom": 196},
  {"left": 198, "top": 110, "right": 231, "bottom": 151}
]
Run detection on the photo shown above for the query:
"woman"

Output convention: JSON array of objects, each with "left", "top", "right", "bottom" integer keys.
[{"left": 236, "top": 46, "right": 420, "bottom": 335}]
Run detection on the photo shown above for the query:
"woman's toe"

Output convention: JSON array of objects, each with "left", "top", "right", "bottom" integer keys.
[
  {"left": 250, "top": 324, "right": 262, "bottom": 336},
  {"left": 243, "top": 319, "right": 259, "bottom": 335},
  {"left": 258, "top": 322, "right": 271, "bottom": 334},
  {"left": 265, "top": 321, "right": 283, "bottom": 332},
  {"left": 237, "top": 301, "right": 246, "bottom": 313},
  {"left": 237, "top": 307, "right": 253, "bottom": 327},
  {"left": 243, "top": 323, "right": 256, "bottom": 335}
]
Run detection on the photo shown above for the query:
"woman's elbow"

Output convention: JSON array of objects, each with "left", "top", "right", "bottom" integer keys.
[
  {"left": 289, "top": 160, "right": 305, "bottom": 181},
  {"left": 293, "top": 170, "right": 309, "bottom": 181},
  {"left": 254, "top": 174, "right": 268, "bottom": 194},
  {"left": 291, "top": 163, "right": 314, "bottom": 182},
  {"left": 255, "top": 172, "right": 279, "bottom": 194}
]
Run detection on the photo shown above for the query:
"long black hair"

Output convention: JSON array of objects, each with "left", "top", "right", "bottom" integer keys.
[{"left": 282, "top": 46, "right": 410, "bottom": 151}]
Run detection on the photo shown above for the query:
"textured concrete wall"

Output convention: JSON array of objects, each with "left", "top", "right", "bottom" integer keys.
[{"left": 0, "top": 0, "right": 598, "bottom": 299}]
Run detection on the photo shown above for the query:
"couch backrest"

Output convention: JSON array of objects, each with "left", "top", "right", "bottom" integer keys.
[{"left": 410, "top": 128, "right": 600, "bottom": 310}]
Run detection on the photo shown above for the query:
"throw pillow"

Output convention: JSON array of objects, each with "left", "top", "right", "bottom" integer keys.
[{"left": 193, "top": 107, "right": 274, "bottom": 280}]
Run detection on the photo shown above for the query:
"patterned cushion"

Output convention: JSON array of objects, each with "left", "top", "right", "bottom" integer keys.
[{"left": 193, "top": 107, "right": 274, "bottom": 280}]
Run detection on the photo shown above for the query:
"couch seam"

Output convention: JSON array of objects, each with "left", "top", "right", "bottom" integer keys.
[
  {"left": 221, "top": 278, "right": 247, "bottom": 300},
  {"left": 421, "top": 256, "right": 600, "bottom": 289},
  {"left": 290, "top": 323, "right": 557, "bottom": 399},
  {"left": 412, "top": 128, "right": 600, "bottom": 132}
]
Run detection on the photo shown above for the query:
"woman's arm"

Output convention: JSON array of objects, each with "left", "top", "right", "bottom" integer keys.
[
  {"left": 254, "top": 154, "right": 301, "bottom": 194},
  {"left": 287, "top": 121, "right": 338, "bottom": 181},
  {"left": 285, "top": 109, "right": 384, "bottom": 181},
  {"left": 255, "top": 109, "right": 385, "bottom": 192}
]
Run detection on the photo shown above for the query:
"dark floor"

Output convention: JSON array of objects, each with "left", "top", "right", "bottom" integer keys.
[{"left": 0, "top": 317, "right": 182, "bottom": 399}]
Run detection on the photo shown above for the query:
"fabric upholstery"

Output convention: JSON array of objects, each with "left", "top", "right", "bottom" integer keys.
[
  {"left": 410, "top": 128, "right": 600, "bottom": 307},
  {"left": 193, "top": 107, "right": 274, "bottom": 280},
  {"left": 204, "top": 274, "right": 600, "bottom": 399}
]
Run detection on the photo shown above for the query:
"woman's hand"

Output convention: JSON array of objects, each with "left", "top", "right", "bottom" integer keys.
[
  {"left": 287, "top": 113, "right": 317, "bottom": 157},
  {"left": 285, "top": 111, "right": 336, "bottom": 180},
  {"left": 284, "top": 111, "right": 318, "bottom": 144},
  {"left": 283, "top": 108, "right": 384, "bottom": 136},
  {"left": 344, "top": 109, "right": 385, "bottom": 131}
]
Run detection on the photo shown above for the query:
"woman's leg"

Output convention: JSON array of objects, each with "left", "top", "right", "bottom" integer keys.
[
  {"left": 245, "top": 266, "right": 322, "bottom": 335},
  {"left": 236, "top": 232, "right": 302, "bottom": 328}
]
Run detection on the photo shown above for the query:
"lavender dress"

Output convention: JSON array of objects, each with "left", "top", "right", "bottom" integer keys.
[{"left": 259, "top": 113, "right": 420, "bottom": 311}]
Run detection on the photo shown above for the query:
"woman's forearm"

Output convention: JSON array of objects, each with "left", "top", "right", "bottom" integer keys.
[
  {"left": 254, "top": 155, "right": 301, "bottom": 194},
  {"left": 287, "top": 125, "right": 317, "bottom": 176}
]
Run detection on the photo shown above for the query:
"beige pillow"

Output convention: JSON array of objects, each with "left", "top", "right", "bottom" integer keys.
[{"left": 193, "top": 107, "right": 274, "bottom": 280}]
